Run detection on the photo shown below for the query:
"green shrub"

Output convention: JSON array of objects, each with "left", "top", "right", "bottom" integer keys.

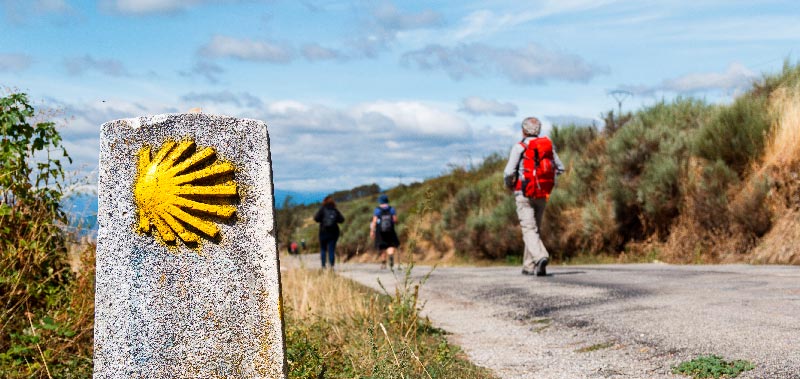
[
  {"left": 693, "top": 95, "right": 771, "bottom": 176},
  {"left": 1, "top": 92, "right": 93, "bottom": 378},
  {"left": 685, "top": 159, "right": 740, "bottom": 231},
  {"left": 550, "top": 124, "right": 599, "bottom": 154},
  {"left": 606, "top": 98, "right": 714, "bottom": 239},
  {"left": 580, "top": 193, "right": 620, "bottom": 252}
]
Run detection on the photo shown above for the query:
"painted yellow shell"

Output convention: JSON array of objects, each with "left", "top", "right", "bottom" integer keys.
[{"left": 134, "top": 140, "right": 238, "bottom": 245}]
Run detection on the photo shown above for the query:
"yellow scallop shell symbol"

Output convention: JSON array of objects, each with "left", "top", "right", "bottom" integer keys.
[{"left": 134, "top": 139, "right": 238, "bottom": 245}]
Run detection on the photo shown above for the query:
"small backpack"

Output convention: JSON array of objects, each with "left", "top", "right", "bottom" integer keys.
[
  {"left": 377, "top": 207, "right": 394, "bottom": 232},
  {"left": 519, "top": 137, "right": 556, "bottom": 199},
  {"left": 321, "top": 207, "right": 338, "bottom": 228}
]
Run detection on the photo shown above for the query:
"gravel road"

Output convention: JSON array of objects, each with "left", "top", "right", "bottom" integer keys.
[{"left": 316, "top": 259, "right": 800, "bottom": 379}]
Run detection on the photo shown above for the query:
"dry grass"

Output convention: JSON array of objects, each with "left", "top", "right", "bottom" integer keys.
[
  {"left": 280, "top": 262, "right": 497, "bottom": 378},
  {"left": 764, "top": 85, "right": 800, "bottom": 169},
  {"left": 743, "top": 83, "right": 800, "bottom": 265},
  {"left": 281, "top": 262, "right": 371, "bottom": 322}
]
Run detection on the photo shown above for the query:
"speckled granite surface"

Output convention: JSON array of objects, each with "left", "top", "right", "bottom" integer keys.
[{"left": 95, "top": 114, "right": 286, "bottom": 378}]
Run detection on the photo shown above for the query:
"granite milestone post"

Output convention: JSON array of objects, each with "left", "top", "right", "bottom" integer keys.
[{"left": 95, "top": 114, "right": 287, "bottom": 378}]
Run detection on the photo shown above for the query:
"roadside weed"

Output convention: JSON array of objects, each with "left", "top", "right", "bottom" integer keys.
[{"left": 672, "top": 355, "right": 755, "bottom": 378}]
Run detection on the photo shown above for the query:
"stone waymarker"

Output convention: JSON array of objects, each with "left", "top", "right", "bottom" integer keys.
[{"left": 95, "top": 114, "right": 287, "bottom": 378}]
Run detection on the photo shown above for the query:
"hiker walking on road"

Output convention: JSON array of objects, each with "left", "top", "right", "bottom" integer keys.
[
  {"left": 370, "top": 194, "right": 400, "bottom": 269},
  {"left": 504, "top": 117, "right": 565, "bottom": 276},
  {"left": 314, "top": 195, "right": 345, "bottom": 269}
]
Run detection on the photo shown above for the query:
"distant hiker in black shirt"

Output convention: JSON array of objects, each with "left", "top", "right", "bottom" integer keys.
[
  {"left": 370, "top": 194, "right": 400, "bottom": 269},
  {"left": 314, "top": 195, "right": 345, "bottom": 269}
]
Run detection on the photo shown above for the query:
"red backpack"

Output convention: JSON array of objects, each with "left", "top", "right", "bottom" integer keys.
[{"left": 518, "top": 137, "right": 556, "bottom": 199}]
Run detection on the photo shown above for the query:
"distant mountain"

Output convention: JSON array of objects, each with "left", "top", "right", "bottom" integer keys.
[
  {"left": 61, "top": 193, "right": 98, "bottom": 236},
  {"left": 60, "top": 189, "right": 327, "bottom": 234},
  {"left": 274, "top": 189, "right": 328, "bottom": 208}
]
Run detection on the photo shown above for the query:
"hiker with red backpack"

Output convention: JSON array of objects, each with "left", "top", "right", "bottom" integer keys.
[
  {"left": 314, "top": 195, "right": 345, "bottom": 269},
  {"left": 503, "top": 117, "right": 565, "bottom": 276},
  {"left": 370, "top": 194, "right": 400, "bottom": 270}
]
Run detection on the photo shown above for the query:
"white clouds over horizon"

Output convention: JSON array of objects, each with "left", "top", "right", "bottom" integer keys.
[
  {"left": 621, "top": 63, "right": 759, "bottom": 96},
  {"left": 48, "top": 94, "right": 494, "bottom": 192}
]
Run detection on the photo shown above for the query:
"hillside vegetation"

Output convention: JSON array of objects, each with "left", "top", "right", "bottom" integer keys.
[{"left": 281, "top": 61, "right": 800, "bottom": 265}]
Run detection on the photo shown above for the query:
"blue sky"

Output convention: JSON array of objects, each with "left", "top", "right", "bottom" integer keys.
[{"left": 1, "top": 0, "right": 798, "bottom": 194}]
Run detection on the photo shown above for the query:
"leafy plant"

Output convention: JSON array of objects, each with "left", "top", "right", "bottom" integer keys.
[
  {"left": 1, "top": 92, "right": 94, "bottom": 378},
  {"left": 672, "top": 355, "right": 755, "bottom": 378}
]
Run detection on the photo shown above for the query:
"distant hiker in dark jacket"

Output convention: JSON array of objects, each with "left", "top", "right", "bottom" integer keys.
[
  {"left": 370, "top": 194, "right": 400, "bottom": 269},
  {"left": 314, "top": 196, "right": 345, "bottom": 269}
]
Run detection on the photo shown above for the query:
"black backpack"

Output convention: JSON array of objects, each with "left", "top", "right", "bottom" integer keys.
[
  {"left": 378, "top": 207, "right": 394, "bottom": 232},
  {"left": 321, "top": 208, "right": 338, "bottom": 228}
]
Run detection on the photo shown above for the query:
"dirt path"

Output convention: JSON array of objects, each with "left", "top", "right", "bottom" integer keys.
[{"left": 301, "top": 258, "right": 800, "bottom": 379}]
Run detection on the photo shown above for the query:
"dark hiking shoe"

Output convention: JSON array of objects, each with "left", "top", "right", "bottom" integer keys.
[{"left": 535, "top": 258, "right": 548, "bottom": 276}]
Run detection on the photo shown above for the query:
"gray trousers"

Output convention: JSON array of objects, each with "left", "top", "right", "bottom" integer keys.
[{"left": 515, "top": 193, "right": 549, "bottom": 272}]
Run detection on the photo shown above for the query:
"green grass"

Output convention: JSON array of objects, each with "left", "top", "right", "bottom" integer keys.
[{"left": 672, "top": 355, "right": 755, "bottom": 378}]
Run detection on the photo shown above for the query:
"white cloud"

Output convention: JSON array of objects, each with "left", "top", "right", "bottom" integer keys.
[
  {"left": 621, "top": 63, "right": 758, "bottom": 96},
  {"left": 266, "top": 100, "right": 312, "bottom": 114},
  {"left": 181, "top": 91, "right": 263, "bottom": 108},
  {"left": 452, "top": 1, "right": 620, "bottom": 40},
  {"left": 352, "top": 101, "right": 472, "bottom": 140},
  {"left": 453, "top": 9, "right": 535, "bottom": 40},
  {"left": 251, "top": 99, "right": 486, "bottom": 191},
  {"left": 100, "top": 0, "right": 240, "bottom": 15},
  {"left": 372, "top": 2, "right": 442, "bottom": 31},
  {"left": 1, "top": 0, "right": 73, "bottom": 23},
  {"left": 662, "top": 63, "right": 757, "bottom": 93},
  {"left": 63, "top": 55, "right": 131, "bottom": 77},
  {"left": 179, "top": 60, "right": 225, "bottom": 84},
  {"left": 35, "top": 0, "right": 70, "bottom": 13},
  {"left": 353, "top": 2, "right": 443, "bottom": 57},
  {"left": 199, "top": 35, "right": 293, "bottom": 63},
  {"left": 301, "top": 43, "right": 344, "bottom": 61},
  {"left": 402, "top": 42, "right": 608, "bottom": 84},
  {"left": 459, "top": 96, "right": 518, "bottom": 117},
  {"left": 0, "top": 53, "right": 33, "bottom": 72}
]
